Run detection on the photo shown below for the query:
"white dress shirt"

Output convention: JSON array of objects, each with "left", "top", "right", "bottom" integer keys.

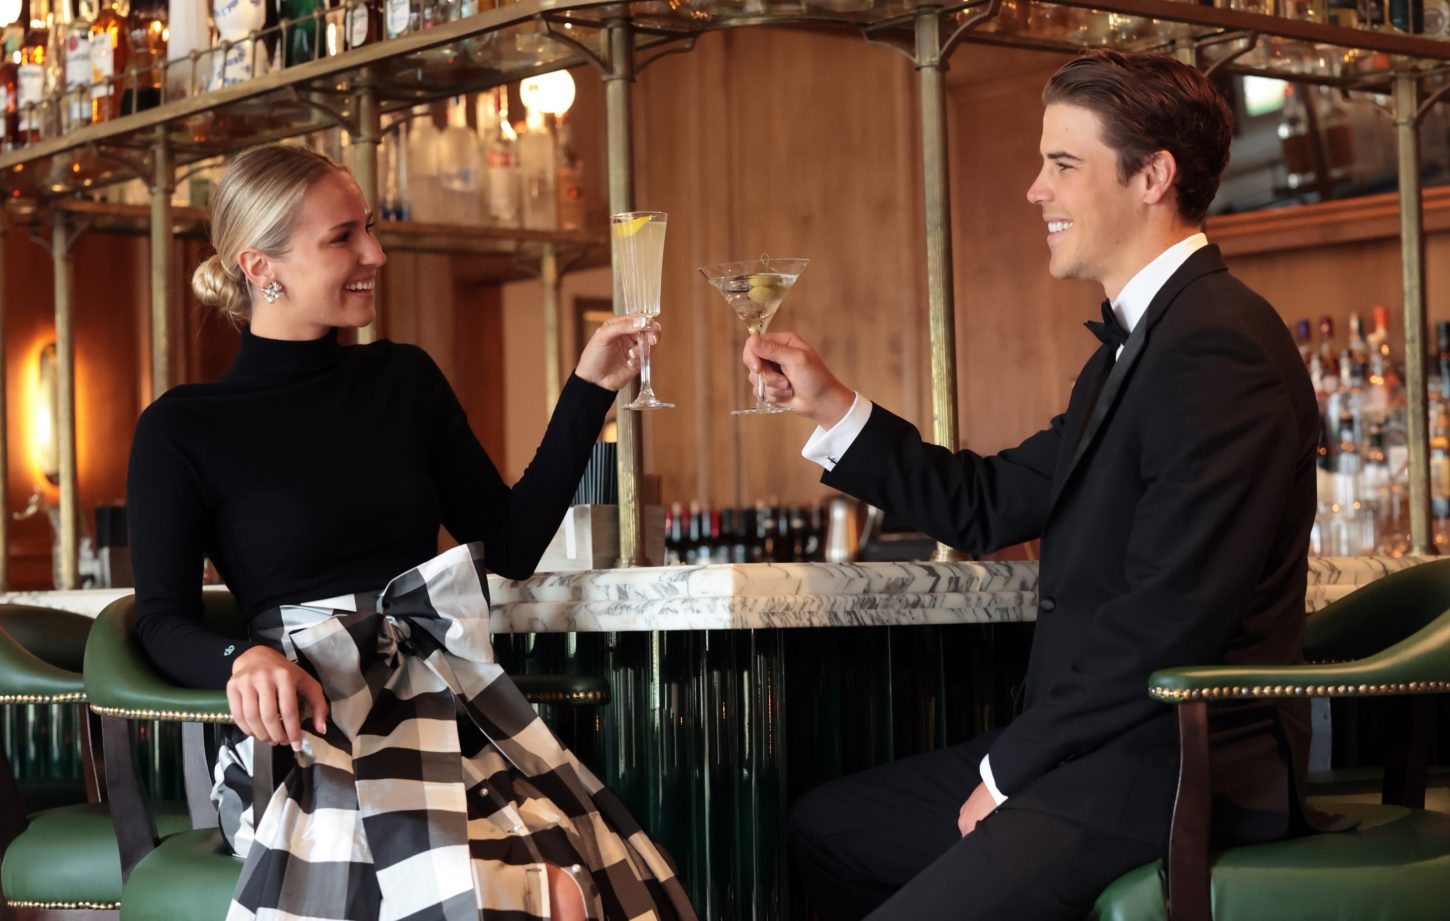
[{"left": 800, "top": 232, "right": 1209, "bottom": 806}]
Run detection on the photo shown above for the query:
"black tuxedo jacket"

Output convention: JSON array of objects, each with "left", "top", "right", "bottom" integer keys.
[{"left": 824, "top": 245, "right": 1320, "bottom": 846}]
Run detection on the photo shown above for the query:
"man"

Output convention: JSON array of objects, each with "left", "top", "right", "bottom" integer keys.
[{"left": 745, "top": 50, "right": 1322, "bottom": 920}]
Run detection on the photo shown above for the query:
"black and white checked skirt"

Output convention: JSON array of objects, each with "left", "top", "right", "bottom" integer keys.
[{"left": 211, "top": 543, "right": 697, "bottom": 921}]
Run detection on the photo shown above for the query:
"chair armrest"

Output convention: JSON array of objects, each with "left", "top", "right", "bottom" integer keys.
[
  {"left": 83, "top": 596, "right": 231, "bottom": 722},
  {"left": 1304, "top": 558, "right": 1450, "bottom": 661},
  {"left": 0, "top": 617, "right": 84, "bottom": 702},
  {"left": 1151, "top": 606, "right": 1450, "bottom": 703}
]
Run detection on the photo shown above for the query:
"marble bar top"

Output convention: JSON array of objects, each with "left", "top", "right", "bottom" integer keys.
[{"left": 0, "top": 555, "right": 1425, "bottom": 633}]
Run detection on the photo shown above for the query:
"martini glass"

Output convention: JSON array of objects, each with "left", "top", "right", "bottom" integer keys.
[
  {"left": 614, "top": 211, "right": 674, "bottom": 411},
  {"left": 699, "top": 256, "right": 809, "bottom": 416}
]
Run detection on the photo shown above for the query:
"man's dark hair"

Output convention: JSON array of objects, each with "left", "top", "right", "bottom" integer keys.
[{"left": 1042, "top": 50, "right": 1234, "bottom": 225}]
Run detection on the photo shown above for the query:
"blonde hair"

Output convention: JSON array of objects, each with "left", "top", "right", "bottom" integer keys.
[{"left": 192, "top": 144, "right": 344, "bottom": 325}]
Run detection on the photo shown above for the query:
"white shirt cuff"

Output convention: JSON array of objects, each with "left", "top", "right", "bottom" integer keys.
[
  {"left": 979, "top": 754, "right": 1008, "bottom": 806},
  {"left": 801, "top": 394, "right": 873, "bottom": 472}
]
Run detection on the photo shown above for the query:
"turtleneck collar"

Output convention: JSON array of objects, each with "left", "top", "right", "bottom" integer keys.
[{"left": 223, "top": 326, "right": 344, "bottom": 385}]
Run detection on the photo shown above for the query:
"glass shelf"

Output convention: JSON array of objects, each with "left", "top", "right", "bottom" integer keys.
[
  {"left": 0, "top": 0, "right": 1447, "bottom": 201},
  {"left": 15, "top": 199, "right": 607, "bottom": 279}
]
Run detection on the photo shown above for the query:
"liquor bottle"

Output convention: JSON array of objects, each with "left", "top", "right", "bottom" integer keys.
[
  {"left": 517, "top": 106, "right": 556, "bottom": 230},
  {"left": 684, "top": 501, "right": 703, "bottom": 565},
  {"left": 555, "top": 113, "right": 585, "bottom": 230},
  {"left": 664, "top": 502, "right": 684, "bottom": 565},
  {"left": 1333, "top": 408, "right": 1360, "bottom": 513},
  {"left": 87, "top": 0, "right": 123, "bottom": 120},
  {"left": 438, "top": 95, "right": 483, "bottom": 225},
  {"left": 165, "top": 0, "right": 207, "bottom": 100},
  {"left": 1425, "top": 0, "right": 1449, "bottom": 37},
  {"left": 1282, "top": 0, "right": 1325, "bottom": 20},
  {"left": 1366, "top": 304, "right": 1390, "bottom": 358},
  {"left": 1347, "top": 311, "right": 1368, "bottom": 365},
  {"left": 1294, "top": 318, "right": 1313, "bottom": 367},
  {"left": 1358, "top": 0, "right": 1387, "bottom": 27},
  {"left": 380, "top": 113, "right": 409, "bottom": 221},
  {"left": 17, "top": 0, "right": 53, "bottom": 145},
  {"left": 1363, "top": 422, "right": 1391, "bottom": 512},
  {"left": 711, "top": 509, "right": 730, "bottom": 564},
  {"left": 479, "top": 88, "right": 520, "bottom": 228},
  {"left": 1278, "top": 85, "right": 1314, "bottom": 189},
  {"left": 1317, "top": 315, "right": 1336, "bottom": 366},
  {"left": 123, "top": 0, "right": 164, "bottom": 113},
  {"left": 210, "top": 0, "right": 268, "bottom": 90},
  {"left": 281, "top": 0, "right": 319, "bottom": 66},
  {"left": 384, "top": 0, "right": 413, "bottom": 38},
  {"left": 404, "top": 104, "right": 441, "bottom": 222},
  {"left": 0, "top": 31, "right": 17, "bottom": 150},
  {"left": 343, "top": 0, "right": 379, "bottom": 48},
  {"left": 1327, "top": 0, "right": 1359, "bottom": 25},
  {"left": 756, "top": 501, "right": 776, "bottom": 563},
  {"left": 1320, "top": 88, "right": 1354, "bottom": 181},
  {"left": 1389, "top": 0, "right": 1423, "bottom": 31},
  {"left": 60, "top": 0, "right": 91, "bottom": 131},
  {"left": 732, "top": 508, "right": 753, "bottom": 564}
]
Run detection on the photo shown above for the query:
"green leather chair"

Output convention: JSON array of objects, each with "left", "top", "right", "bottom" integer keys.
[
  {"left": 84, "top": 591, "right": 611, "bottom": 921},
  {"left": 1092, "top": 559, "right": 1450, "bottom": 921},
  {"left": 0, "top": 604, "right": 187, "bottom": 921}
]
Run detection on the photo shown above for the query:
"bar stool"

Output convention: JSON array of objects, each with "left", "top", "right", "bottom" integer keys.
[
  {"left": 83, "top": 592, "right": 612, "bottom": 920},
  {"left": 0, "top": 605, "right": 188, "bottom": 920},
  {"left": 1092, "top": 559, "right": 1450, "bottom": 921}
]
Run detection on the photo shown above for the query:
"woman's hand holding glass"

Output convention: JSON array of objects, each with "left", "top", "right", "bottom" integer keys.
[
  {"left": 228, "top": 645, "right": 330, "bottom": 750},
  {"left": 575, "top": 314, "right": 663, "bottom": 392}
]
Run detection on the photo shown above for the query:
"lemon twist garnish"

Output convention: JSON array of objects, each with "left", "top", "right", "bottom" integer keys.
[{"left": 613, "top": 215, "right": 653, "bottom": 238}]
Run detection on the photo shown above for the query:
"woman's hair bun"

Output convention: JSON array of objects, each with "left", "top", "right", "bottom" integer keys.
[{"left": 192, "top": 253, "right": 250, "bottom": 323}]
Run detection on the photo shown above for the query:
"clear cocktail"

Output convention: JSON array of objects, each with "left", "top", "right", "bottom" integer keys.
[
  {"left": 614, "top": 211, "right": 673, "bottom": 411},
  {"left": 700, "top": 256, "right": 809, "bottom": 415}
]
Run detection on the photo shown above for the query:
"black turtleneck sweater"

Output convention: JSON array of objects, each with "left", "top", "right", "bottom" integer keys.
[{"left": 126, "top": 328, "right": 615, "bottom": 690}]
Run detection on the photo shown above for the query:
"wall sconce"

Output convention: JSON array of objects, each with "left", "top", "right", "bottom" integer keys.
[{"left": 34, "top": 342, "right": 58, "bottom": 486}]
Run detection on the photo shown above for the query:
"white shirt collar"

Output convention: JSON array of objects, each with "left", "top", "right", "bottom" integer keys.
[{"left": 1111, "top": 232, "right": 1209, "bottom": 334}]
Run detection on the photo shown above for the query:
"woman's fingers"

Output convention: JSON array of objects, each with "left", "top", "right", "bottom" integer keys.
[
  {"left": 276, "top": 674, "right": 303, "bottom": 749},
  {"left": 298, "top": 677, "right": 330, "bottom": 735}
]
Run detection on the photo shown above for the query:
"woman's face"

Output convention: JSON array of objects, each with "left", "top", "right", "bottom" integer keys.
[{"left": 249, "top": 169, "right": 387, "bottom": 337}]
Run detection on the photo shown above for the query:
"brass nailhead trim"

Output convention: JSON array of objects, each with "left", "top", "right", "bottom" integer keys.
[
  {"left": 524, "top": 691, "right": 610, "bottom": 704},
  {"left": 7, "top": 899, "right": 120, "bottom": 910},
  {"left": 1151, "top": 680, "right": 1450, "bottom": 703},
  {"left": 90, "top": 704, "right": 233, "bottom": 723},
  {"left": 0, "top": 691, "right": 86, "bottom": 704}
]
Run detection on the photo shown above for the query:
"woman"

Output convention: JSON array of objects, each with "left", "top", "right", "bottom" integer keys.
[{"left": 126, "top": 143, "right": 694, "bottom": 921}]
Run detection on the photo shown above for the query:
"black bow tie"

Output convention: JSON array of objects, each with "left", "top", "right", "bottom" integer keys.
[{"left": 1084, "top": 300, "right": 1128, "bottom": 351}]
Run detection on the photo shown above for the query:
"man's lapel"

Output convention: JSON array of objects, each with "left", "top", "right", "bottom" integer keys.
[{"left": 1047, "top": 245, "right": 1230, "bottom": 512}]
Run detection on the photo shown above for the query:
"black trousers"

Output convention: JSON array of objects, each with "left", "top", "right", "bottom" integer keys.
[{"left": 789, "top": 731, "right": 1163, "bottom": 921}]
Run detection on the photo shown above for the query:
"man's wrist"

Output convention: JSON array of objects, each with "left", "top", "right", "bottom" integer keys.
[{"left": 810, "top": 384, "right": 855, "bottom": 430}]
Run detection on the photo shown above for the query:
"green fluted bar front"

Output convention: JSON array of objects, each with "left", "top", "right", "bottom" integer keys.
[{"left": 495, "top": 623, "right": 1036, "bottom": 919}]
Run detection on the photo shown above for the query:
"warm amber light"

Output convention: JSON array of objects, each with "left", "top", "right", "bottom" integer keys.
[
  {"left": 519, "top": 70, "right": 576, "bottom": 116},
  {"left": 32, "top": 343, "right": 59, "bottom": 487}
]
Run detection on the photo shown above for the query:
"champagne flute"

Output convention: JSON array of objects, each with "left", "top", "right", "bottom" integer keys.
[{"left": 613, "top": 211, "right": 674, "bottom": 411}]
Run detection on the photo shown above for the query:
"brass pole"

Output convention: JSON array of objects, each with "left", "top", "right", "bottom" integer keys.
[
  {"left": 916, "top": 7, "right": 960, "bottom": 563},
  {"left": 54, "top": 211, "right": 78, "bottom": 589},
  {"left": 541, "top": 242, "right": 562, "bottom": 410},
  {"left": 352, "top": 73, "right": 382, "bottom": 344},
  {"left": 1395, "top": 74, "right": 1434, "bottom": 555},
  {"left": 150, "top": 129, "right": 174, "bottom": 400},
  {"left": 605, "top": 6, "right": 643, "bottom": 567},
  {"left": 0, "top": 209, "right": 9, "bottom": 591}
]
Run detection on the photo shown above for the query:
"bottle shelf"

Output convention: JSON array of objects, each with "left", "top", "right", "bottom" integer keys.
[
  {"left": 2, "top": 0, "right": 1449, "bottom": 201},
  {"left": 13, "top": 199, "right": 607, "bottom": 277}
]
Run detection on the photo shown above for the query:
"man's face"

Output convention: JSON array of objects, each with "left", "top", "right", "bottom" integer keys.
[{"left": 1025, "top": 103, "right": 1145, "bottom": 289}]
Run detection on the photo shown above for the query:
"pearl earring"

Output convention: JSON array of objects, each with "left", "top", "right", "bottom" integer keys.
[{"left": 261, "top": 280, "right": 283, "bottom": 303}]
